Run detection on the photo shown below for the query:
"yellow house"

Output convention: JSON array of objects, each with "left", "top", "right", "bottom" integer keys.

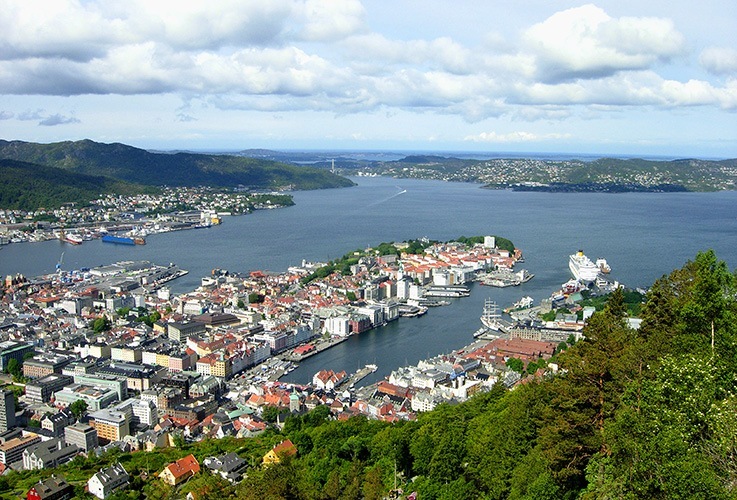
[
  {"left": 263, "top": 439, "right": 297, "bottom": 465},
  {"left": 159, "top": 454, "right": 200, "bottom": 486}
]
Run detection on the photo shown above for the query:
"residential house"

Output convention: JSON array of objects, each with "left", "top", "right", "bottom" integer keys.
[
  {"left": 87, "top": 462, "right": 130, "bottom": 499},
  {"left": 312, "top": 369, "right": 347, "bottom": 391},
  {"left": 159, "top": 454, "right": 200, "bottom": 486},
  {"left": 26, "top": 475, "right": 74, "bottom": 500},
  {"left": 262, "top": 439, "right": 297, "bottom": 465},
  {"left": 203, "top": 452, "right": 248, "bottom": 483}
]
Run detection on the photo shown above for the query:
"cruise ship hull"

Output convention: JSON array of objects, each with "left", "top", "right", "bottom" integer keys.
[{"left": 569, "top": 251, "right": 600, "bottom": 284}]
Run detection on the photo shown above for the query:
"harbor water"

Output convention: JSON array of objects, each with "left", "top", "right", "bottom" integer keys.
[{"left": 2, "top": 177, "right": 737, "bottom": 384}]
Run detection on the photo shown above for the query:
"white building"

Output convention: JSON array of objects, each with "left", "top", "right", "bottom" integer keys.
[
  {"left": 88, "top": 462, "right": 130, "bottom": 499},
  {"left": 324, "top": 316, "right": 350, "bottom": 337},
  {"left": 411, "top": 391, "right": 438, "bottom": 412}
]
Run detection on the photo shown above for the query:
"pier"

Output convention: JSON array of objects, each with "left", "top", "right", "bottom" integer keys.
[{"left": 344, "top": 364, "right": 378, "bottom": 388}]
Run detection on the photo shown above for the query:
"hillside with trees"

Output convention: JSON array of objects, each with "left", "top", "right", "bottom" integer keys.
[
  {"left": 0, "top": 139, "right": 355, "bottom": 191},
  {"left": 0, "top": 158, "right": 155, "bottom": 210},
  {"left": 1, "top": 251, "right": 735, "bottom": 499},
  {"left": 358, "top": 156, "right": 737, "bottom": 192}
]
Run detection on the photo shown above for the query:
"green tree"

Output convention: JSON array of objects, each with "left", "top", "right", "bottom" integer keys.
[
  {"left": 144, "top": 310, "right": 161, "bottom": 327},
  {"left": 582, "top": 354, "right": 730, "bottom": 499},
  {"left": 5, "top": 358, "right": 21, "bottom": 378},
  {"left": 505, "top": 357, "right": 524, "bottom": 374},
  {"left": 69, "top": 399, "right": 88, "bottom": 419},
  {"left": 262, "top": 406, "right": 280, "bottom": 423},
  {"left": 604, "top": 286, "right": 628, "bottom": 319},
  {"left": 92, "top": 316, "right": 111, "bottom": 333},
  {"left": 536, "top": 302, "right": 635, "bottom": 492},
  {"left": 362, "top": 464, "right": 385, "bottom": 500}
]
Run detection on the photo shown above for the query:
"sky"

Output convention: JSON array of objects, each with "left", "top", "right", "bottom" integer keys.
[{"left": 0, "top": 0, "right": 735, "bottom": 158}]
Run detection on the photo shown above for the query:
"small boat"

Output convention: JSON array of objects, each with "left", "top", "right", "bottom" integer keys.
[{"left": 596, "top": 258, "right": 611, "bottom": 274}]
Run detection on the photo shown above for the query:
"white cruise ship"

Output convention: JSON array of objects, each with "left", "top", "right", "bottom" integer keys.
[{"left": 569, "top": 250, "right": 600, "bottom": 284}]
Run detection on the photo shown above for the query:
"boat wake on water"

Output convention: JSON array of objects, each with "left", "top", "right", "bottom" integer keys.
[{"left": 367, "top": 186, "right": 407, "bottom": 207}]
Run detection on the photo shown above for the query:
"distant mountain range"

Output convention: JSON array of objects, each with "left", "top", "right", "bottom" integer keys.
[
  {"left": 4, "top": 140, "right": 736, "bottom": 210},
  {"left": 0, "top": 139, "right": 355, "bottom": 193}
]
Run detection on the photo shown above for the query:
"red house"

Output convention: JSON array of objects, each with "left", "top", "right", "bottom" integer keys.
[{"left": 27, "top": 476, "right": 74, "bottom": 500}]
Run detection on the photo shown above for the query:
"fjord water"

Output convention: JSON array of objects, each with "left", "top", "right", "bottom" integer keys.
[{"left": 3, "top": 177, "right": 737, "bottom": 384}]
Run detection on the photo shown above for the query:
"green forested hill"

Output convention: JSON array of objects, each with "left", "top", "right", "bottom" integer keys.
[
  {"left": 2, "top": 251, "right": 735, "bottom": 500},
  {"left": 0, "top": 139, "right": 355, "bottom": 190},
  {"left": 367, "top": 155, "right": 737, "bottom": 191},
  {"left": 0, "top": 158, "right": 154, "bottom": 210}
]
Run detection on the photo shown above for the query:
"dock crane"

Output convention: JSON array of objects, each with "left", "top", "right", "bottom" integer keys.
[{"left": 55, "top": 251, "right": 64, "bottom": 274}]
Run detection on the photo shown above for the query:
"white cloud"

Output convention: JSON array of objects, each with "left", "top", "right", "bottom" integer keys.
[
  {"left": 464, "top": 131, "right": 572, "bottom": 143},
  {"left": 344, "top": 34, "right": 473, "bottom": 74},
  {"left": 523, "top": 4, "right": 684, "bottom": 82},
  {"left": 295, "top": 0, "right": 366, "bottom": 41},
  {"left": 0, "top": 0, "right": 733, "bottom": 137},
  {"left": 700, "top": 47, "right": 737, "bottom": 76}
]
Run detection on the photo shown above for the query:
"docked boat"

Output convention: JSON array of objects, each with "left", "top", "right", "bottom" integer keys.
[
  {"left": 481, "top": 298, "right": 504, "bottom": 330},
  {"left": 102, "top": 234, "right": 146, "bottom": 245},
  {"left": 516, "top": 269, "right": 534, "bottom": 283},
  {"left": 424, "top": 285, "right": 470, "bottom": 298},
  {"left": 64, "top": 233, "right": 84, "bottom": 245},
  {"left": 569, "top": 250, "right": 600, "bottom": 284},
  {"left": 561, "top": 279, "right": 585, "bottom": 295},
  {"left": 596, "top": 258, "right": 611, "bottom": 274}
]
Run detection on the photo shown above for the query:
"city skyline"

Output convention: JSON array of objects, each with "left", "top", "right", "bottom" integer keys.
[{"left": 0, "top": 1, "right": 735, "bottom": 158}]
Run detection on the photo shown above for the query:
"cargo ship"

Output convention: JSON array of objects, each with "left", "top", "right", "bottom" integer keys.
[{"left": 101, "top": 234, "right": 146, "bottom": 245}]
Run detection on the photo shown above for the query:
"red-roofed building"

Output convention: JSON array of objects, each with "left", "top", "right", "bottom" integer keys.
[
  {"left": 293, "top": 344, "right": 316, "bottom": 356},
  {"left": 159, "top": 454, "right": 200, "bottom": 486},
  {"left": 263, "top": 439, "right": 297, "bottom": 465},
  {"left": 312, "top": 369, "right": 347, "bottom": 390}
]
